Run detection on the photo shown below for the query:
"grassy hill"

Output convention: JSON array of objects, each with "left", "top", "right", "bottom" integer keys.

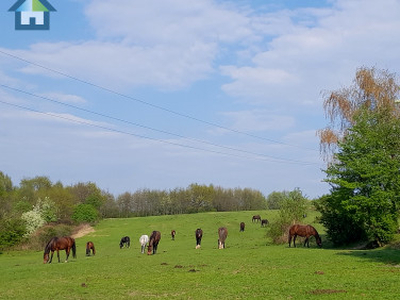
[{"left": 1, "top": 210, "right": 400, "bottom": 299}]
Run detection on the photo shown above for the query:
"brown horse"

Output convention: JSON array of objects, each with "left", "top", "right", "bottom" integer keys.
[
  {"left": 288, "top": 224, "right": 322, "bottom": 248},
  {"left": 252, "top": 215, "right": 261, "bottom": 222},
  {"left": 86, "top": 241, "right": 95, "bottom": 256},
  {"left": 171, "top": 230, "right": 176, "bottom": 240},
  {"left": 43, "top": 236, "right": 76, "bottom": 264},
  {"left": 147, "top": 231, "right": 161, "bottom": 255},
  {"left": 240, "top": 222, "right": 245, "bottom": 232},
  {"left": 195, "top": 228, "right": 203, "bottom": 249},
  {"left": 218, "top": 227, "right": 228, "bottom": 249}
]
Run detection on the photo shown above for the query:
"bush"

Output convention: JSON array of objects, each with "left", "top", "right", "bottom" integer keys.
[
  {"left": 0, "top": 217, "right": 27, "bottom": 250},
  {"left": 26, "top": 224, "right": 73, "bottom": 250},
  {"left": 72, "top": 204, "right": 99, "bottom": 224}
]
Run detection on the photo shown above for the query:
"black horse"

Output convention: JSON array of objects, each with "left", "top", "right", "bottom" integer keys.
[
  {"left": 119, "top": 236, "right": 130, "bottom": 249},
  {"left": 261, "top": 219, "right": 269, "bottom": 227},
  {"left": 195, "top": 228, "right": 203, "bottom": 249}
]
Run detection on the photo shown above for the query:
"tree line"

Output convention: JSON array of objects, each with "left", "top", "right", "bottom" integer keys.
[{"left": 0, "top": 172, "right": 268, "bottom": 249}]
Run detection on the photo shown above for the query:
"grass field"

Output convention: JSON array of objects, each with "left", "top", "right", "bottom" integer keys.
[{"left": 1, "top": 210, "right": 400, "bottom": 299}]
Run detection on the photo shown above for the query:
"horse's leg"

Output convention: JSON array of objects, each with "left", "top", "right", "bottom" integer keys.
[
  {"left": 49, "top": 251, "right": 54, "bottom": 263},
  {"left": 57, "top": 249, "right": 60, "bottom": 263},
  {"left": 304, "top": 237, "right": 308, "bottom": 247},
  {"left": 293, "top": 235, "right": 297, "bottom": 247},
  {"left": 288, "top": 234, "right": 292, "bottom": 247},
  {"left": 65, "top": 248, "right": 70, "bottom": 262}
]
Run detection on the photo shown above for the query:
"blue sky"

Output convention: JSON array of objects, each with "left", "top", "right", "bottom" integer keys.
[{"left": 1, "top": 0, "right": 400, "bottom": 199}]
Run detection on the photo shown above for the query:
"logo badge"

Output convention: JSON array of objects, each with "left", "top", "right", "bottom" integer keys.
[{"left": 9, "top": 0, "right": 56, "bottom": 30}]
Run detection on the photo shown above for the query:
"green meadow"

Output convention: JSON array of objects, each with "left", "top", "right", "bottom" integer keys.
[{"left": 1, "top": 211, "right": 400, "bottom": 299}]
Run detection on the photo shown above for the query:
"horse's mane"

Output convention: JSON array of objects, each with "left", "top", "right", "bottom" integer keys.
[{"left": 44, "top": 237, "right": 58, "bottom": 254}]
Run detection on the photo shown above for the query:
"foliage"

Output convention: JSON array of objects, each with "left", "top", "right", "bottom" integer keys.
[
  {"left": 267, "top": 188, "right": 309, "bottom": 244},
  {"left": 0, "top": 217, "right": 26, "bottom": 249},
  {"left": 318, "top": 67, "right": 400, "bottom": 161},
  {"left": 72, "top": 204, "right": 99, "bottom": 224},
  {"left": 25, "top": 224, "right": 73, "bottom": 250},
  {"left": 318, "top": 107, "right": 400, "bottom": 245},
  {"left": 266, "top": 191, "right": 285, "bottom": 209}
]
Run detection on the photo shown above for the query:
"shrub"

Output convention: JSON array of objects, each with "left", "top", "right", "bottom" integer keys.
[
  {"left": 72, "top": 204, "right": 99, "bottom": 224},
  {"left": 0, "top": 217, "right": 27, "bottom": 250}
]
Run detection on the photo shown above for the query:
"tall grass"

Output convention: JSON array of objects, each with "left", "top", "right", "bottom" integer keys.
[{"left": 1, "top": 210, "right": 400, "bottom": 299}]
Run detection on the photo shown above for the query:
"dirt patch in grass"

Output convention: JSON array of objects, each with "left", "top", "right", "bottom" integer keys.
[
  {"left": 308, "top": 289, "right": 347, "bottom": 295},
  {"left": 71, "top": 224, "right": 95, "bottom": 239}
]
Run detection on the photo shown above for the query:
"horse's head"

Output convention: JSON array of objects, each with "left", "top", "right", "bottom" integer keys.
[{"left": 43, "top": 253, "right": 49, "bottom": 264}]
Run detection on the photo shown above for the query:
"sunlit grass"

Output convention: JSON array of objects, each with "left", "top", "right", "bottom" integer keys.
[{"left": 1, "top": 210, "right": 400, "bottom": 299}]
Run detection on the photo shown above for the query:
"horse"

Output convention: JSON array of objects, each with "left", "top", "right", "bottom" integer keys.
[
  {"left": 261, "top": 219, "right": 269, "bottom": 227},
  {"left": 43, "top": 236, "right": 76, "bottom": 264},
  {"left": 195, "top": 228, "right": 203, "bottom": 249},
  {"left": 119, "top": 236, "right": 130, "bottom": 249},
  {"left": 171, "top": 230, "right": 176, "bottom": 240},
  {"left": 240, "top": 222, "right": 245, "bottom": 232},
  {"left": 288, "top": 224, "right": 322, "bottom": 248},
  {"left": 139, "top": 235, "right": 149, "bottom": 254},
  {"left": 218, "top": 227, "right": 228, "bottom": 249},
  {"left": 86, "top": 241, "right": 95, "bottom": 256},
  {"left": 252, "top": 215, "right": 261, "bottom": 222},
  {"left": 147, "top": 231, "right": 161, "bottom": 255}
]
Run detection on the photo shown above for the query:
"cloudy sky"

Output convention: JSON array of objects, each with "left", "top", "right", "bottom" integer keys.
[{"left": 1, "top": 0, "right": 399, "bottom": 199}]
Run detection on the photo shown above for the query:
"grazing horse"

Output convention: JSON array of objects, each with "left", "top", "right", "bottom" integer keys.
[
  {"left": 120, "top": 236, "right": 130, "bottom": 249},
  {"left": 218, "top": 227, "right": 228, "bottom": 249},
  {"left": 139, "top": 235, "right": 149, "bottom": 254},
  {"left": 288, "top": 224, "right": 322, "bottom": 248},
  {"left": 86, "top": 241, "right": 95, "bottom": 256},
  {"left": 252, "top": 215, "right": 261, "bottom": 222},
  {"left": 240, "top": 222, "right": 245, "bottom": 232},
  {"left": 43, "top": 236, "right": 76, "bottom": 264},
  {"left": 147, "top": 231, "right": 161, "bottom": 255},
  {"left": 171, "top": 230, "right": 176, "bottom": 240},
  {"left": 261, "top": 219, "right": 269, "bottom": 227},
  {"left": 195, "top": 228, "right": 203, "bottom": 249}
]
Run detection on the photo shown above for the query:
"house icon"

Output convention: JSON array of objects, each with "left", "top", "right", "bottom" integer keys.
[{"left": 9, "top": 0, "right": 56, "bottom": 30}]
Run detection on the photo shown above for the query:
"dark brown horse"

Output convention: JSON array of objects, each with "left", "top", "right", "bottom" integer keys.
[
  {"left": 147, "top": 231, "right": 161, "bottom": 255},
  {"left": 86, "top": 241, "right": 95, "bottom": 256},
  {"left": 195, "top": 228, "right": 203, "bottom": 249},
  {"left": 252, "top": 215, "right": 261, "bottom": 222},
  {"left": 288, "top": 224, "right": 322, "bottom": 248},
  {"left": 171, "top": 230, "right": 176, "bottom": 240},
  {"left": 43, "top": 236, "right": 76, "bottom": 264},
  {"left": 218, "top": 227, "right": 228, "bottom": 249},
  {"left": 240, "top": 222, "right": 245, "bottom": 232},
  {"left": 261, "top": 219, "right": 269, "bottom": 227}
]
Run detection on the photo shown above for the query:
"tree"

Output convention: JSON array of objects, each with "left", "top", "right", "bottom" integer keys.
[
  {"left": 316, "top": 67, "right": 400, "bottom": 245},
  {"left": 318, "top": 67, "right": 400, "bottom": 161},
  {"left": 318, "top": 108, "right": 400, "bottom": 245},
  {"left": 266, "top": 191, "right": 285, "bottom": 209}
]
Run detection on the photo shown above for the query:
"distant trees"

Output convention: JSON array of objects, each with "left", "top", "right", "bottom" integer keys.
[{"left": 0, "top": 171, "right": 268, "bottom": 249}]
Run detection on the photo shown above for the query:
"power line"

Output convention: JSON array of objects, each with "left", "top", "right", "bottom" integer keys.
[
  {"left": 0, "top": 49, "right": 318, "bottom": 152},
  {"left": 0, "top": 98, "right": 318, "bottom": 166}
]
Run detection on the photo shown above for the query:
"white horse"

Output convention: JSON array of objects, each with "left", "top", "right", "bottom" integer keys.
[{"left": 139, "top": 235, "right": 149, "bottom": 254}]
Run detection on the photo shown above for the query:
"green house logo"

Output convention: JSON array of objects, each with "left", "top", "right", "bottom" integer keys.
[{"left": 9, "top": 0, "right": 56, "bottom": 30}]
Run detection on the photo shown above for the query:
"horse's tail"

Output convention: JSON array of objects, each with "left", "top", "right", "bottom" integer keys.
[
  {"left": 92, "top": 244, "right": 96, "bottom": 255},
  {"left": 71, "top": 239, "right": 77, "bottom": 258}
]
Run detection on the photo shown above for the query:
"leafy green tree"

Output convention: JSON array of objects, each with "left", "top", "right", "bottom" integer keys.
[{"left": 318, "top": 107, "right": 400, "bottom": 245}]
